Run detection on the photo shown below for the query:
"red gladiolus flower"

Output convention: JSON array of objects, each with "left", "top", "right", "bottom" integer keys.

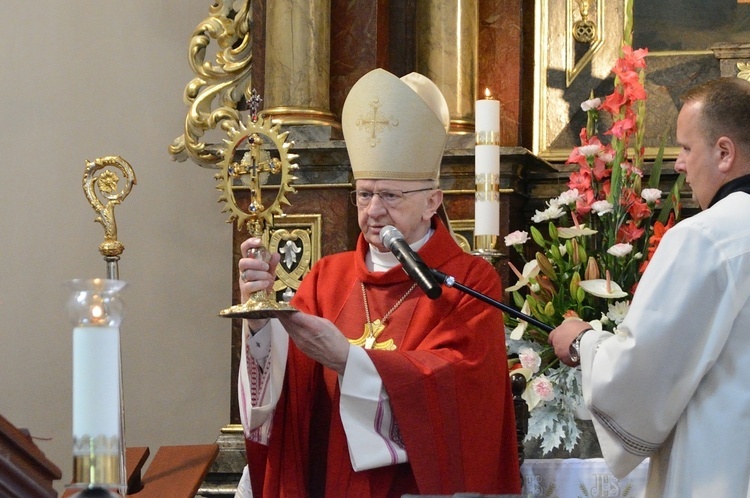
[
  {"left": 639, "top": 213, "right": 676, "bottom": 274},
  {"left": 601, "top": 91, "right": 627, "bottom": 115},
  {"left": 617, "top": 220, "right": 645, "bottom": 243},
  {"left": 568, "top": 166, "right": 593, "bottom": 192},
  {"left": 616, "top": 46, "right": 648, "bottom": 72},
  {"left": 607, "top": 115, "right": 637, "bottom": 139},
  {"left": 575, "top": 189, "right": 596, "bottom": 216},
  {"left": 621, "top": 189, "right": 652, "bottom": 222}
]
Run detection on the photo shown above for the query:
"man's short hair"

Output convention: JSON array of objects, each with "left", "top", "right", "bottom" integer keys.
[{"left": 681, "top": 77, "right": 750, "bottom": 153}]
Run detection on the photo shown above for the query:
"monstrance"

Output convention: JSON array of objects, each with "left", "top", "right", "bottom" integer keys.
[{"left": 218, "top": 91, "right": 299, "bottom": 318}]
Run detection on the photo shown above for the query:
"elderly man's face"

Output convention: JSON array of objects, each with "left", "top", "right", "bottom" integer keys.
[{"left": 353, "top": 179, "right": 443, "bottom": 251}]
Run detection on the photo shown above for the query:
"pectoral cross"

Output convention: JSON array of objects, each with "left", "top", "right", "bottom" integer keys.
[{"left": 349, "top": 319, "right": 396, "bottom": 350}]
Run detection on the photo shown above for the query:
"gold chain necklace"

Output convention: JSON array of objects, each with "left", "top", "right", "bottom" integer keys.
[{"left": 350, "top": 281, "right": 418, "bottom": 350}]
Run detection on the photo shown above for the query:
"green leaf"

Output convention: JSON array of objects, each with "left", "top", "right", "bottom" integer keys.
[
  {"left": 648, "top": 134, "right": 667, "bottom": 189},
  {"left": 658, "top": 173, "right": 686, "bottom": 224}
]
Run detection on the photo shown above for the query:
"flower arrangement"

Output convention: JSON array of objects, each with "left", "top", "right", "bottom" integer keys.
[{"left": 503, "top": 26, "right": 684, "bottom": 453}]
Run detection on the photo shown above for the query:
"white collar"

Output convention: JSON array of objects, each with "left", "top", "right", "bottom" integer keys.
[{"left": 366, "top": 228, "right": 434, "bottom": 272}]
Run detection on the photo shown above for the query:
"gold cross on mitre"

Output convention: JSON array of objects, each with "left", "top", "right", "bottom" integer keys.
[
  {"left": 349, "top": 319, "right": 396, "bottom": 350},
  {"left": 356, "top": 98, "right": 399, "bottom": 147}
]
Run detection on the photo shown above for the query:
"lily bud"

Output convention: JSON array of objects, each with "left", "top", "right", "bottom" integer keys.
[
  {"left": 530, "top": 226, "right": 547, "bottom": 249},
  {"left": 585, "top": 256, "right": 600, "bottom": 280},
  {"left": 543, "top": 301, "right": 555, "bottom": 317},
  {"left": 534, "top": 275, "right": 554, "bottom": 298},
  {"left": 570, "top": 239, "right": 581, "bottom": 265},
  {"left": 536, "top": 252, "right": 556, "bottom": 280},
  {"left": 569, "top": 271, "right": 581, "bottom": 297}
]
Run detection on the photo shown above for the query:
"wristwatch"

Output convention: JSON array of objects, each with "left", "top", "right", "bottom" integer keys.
[{"left": 568, "top": 329, "right": 590, "bottom": 365}]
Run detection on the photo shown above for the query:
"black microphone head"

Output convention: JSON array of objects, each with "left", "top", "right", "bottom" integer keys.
[{"left": 380, "top": 225, "right": 403, "bottom": 250}]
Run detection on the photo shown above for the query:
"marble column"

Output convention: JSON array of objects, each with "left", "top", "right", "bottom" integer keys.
[
  {"left": 415, "top": 0, "right": 478, "bottom": 134},
  {"left": 262, "top": 0, "right": 339, "bottom": 129}
]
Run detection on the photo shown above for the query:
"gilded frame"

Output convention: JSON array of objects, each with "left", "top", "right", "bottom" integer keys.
[
  {"left": 269, "top": 214, "right": 322, "bottom": 297},
  {"left": 531, "top": 0, "right": 626, "bottom": 162},
  {"left": 531, "top": 0, "right": 728, "bottom": 163}
]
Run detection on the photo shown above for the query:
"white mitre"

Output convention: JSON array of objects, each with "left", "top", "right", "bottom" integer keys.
[{"left": 342, "top": 68, "right": 450, "bottom": 182}]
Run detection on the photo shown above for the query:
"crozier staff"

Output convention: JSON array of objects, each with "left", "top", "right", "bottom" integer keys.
[{"left": 234, "top": 68, "right": 521, "bottom": 497}]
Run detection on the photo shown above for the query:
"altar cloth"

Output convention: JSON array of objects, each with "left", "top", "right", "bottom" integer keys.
[{"left": 520, "top": 458, "right": 649, "bottom": 497}]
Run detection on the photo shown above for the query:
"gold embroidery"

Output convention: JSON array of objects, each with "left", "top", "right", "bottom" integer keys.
[{"left": 355, "top": 98, "right": 399, "bottom": 147}]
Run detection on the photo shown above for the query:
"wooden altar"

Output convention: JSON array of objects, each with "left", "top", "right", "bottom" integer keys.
[{"left": 0, "top": 413, "right": 61, "bottom": 498}]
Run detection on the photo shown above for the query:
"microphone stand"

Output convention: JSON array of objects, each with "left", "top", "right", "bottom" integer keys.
[
  {"left": 430, "top": 269, "right": 553, "bottom": 333},
  {"left": 430, "top": 267, "right": 541, "bottom": 466}
]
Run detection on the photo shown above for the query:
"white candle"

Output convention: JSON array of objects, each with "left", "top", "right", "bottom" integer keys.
[
  {"left": 73, "top": 326, "right": 121, "bottom": 442},
  {"left": 475, "top": 90, "right": 500, "bottom": 135},
  {"left": 475, "top": 89, "right": 501, "bottom": 238},
  {"left": 475, "top": 145, "right": 500, "bottom": 236}
]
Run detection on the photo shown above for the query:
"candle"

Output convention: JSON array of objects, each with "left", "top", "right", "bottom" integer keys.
[
  {"left": 475, "top": 88, "right": 500, "bottom": 137},
  {"left": 72, "top": 326, "right": 121, "bottom": 440},
  {"left": 474, "top": 89, "right": 501, "bottom": 239}
]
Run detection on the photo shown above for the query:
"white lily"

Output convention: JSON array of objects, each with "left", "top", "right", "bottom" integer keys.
[{"left": 506, "top": 260, "right": 540, "bottom": 292}]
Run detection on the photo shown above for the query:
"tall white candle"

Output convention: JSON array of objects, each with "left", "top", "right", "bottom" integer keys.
[
  {"left": 475, "top": 89, "right": 501, "bottom": 238},
  {"left": 474, "top": 145, "right": 500, "bottom": 236}
]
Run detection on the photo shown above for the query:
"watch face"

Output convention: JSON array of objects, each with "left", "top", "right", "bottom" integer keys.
[{"left": 569, "top": 345, "right": 579, "bottom": 363}]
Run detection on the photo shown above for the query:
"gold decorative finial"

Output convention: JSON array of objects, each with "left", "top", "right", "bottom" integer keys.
[
  {"left": 83, "top": 156, "right": 136, "bottom": 279},
  {"left": 573, "top": 0, "right": 597, "bottom": 44}
]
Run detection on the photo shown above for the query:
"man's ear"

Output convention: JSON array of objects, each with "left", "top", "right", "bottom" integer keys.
[
  {"left": 716, "top": 136, "right": 736, "bottom": 173},
  {"left": 424, "top": 189, "right": 444, "bottom": 220}
]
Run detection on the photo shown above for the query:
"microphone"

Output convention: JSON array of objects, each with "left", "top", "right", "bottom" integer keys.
[{"left": 380, "top": 225, "right": 442, "bottom": 300}]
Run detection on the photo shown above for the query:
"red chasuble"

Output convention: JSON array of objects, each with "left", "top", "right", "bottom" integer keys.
[{"left": 247, "top": 218, "right": 521, "bottom": 497}]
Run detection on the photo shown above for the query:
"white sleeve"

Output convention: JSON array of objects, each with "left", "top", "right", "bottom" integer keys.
[
  {"left": 581, "top": 221, "right": 734, "bottom": 478},
  {"left": 339, "top": 346, "right": 408, "bottom": 470},
  {"left": 238, "top": 319, "right": 289, "bottom": 443}
]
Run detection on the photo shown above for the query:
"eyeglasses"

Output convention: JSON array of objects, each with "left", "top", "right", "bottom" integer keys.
[
  {"left": 349, "top": 188, "right": 435, "bottom": 208},
  {"left": 349, "top": 187, "right": 435, "bottom": 208}
]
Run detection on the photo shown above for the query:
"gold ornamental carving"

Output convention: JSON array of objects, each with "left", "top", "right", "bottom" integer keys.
[
  {"left": 737, "top": 63, "right": 750, "bottom": 82},
  {"left": 573, "top": 0, "right": 597, "bottom": 44},
  {"left": 168, "top": 0, "right": 253, "bottom": 168},
  {"left": 217, "top": 96, "right": 300, "bottom": 318},
  {"left": 82, "top": 156, "right": 137, "bottom": 280}
]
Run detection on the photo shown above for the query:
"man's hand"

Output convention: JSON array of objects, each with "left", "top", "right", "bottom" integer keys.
[
  {"left": 238, "top": 237, "right": 281, "bottom": 332},
  {"left": 274, "top": 312, "right": 351, "bottom": 375},
  {"left": 548, "top": 319, "right": 594, "bottom": 367}
]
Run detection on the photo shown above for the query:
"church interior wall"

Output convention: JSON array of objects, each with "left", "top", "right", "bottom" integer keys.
[{"left": 0, "top": 1, "right": 232, "bottom": 492}]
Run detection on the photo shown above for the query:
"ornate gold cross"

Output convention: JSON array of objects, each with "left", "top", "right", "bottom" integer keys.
[
  {"left": 349, "top": 319, "right": 396, "bottom": 350},
  {"left": 228, "top": 134, "right": 282, "bottom": 213}
]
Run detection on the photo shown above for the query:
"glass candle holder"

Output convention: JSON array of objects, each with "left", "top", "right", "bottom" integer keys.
[{"left": 66, "top": 278, "right": 127, "bottom": 496}]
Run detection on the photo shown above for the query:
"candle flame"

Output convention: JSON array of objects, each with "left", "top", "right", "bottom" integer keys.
[{"left": 484, "top": 87, "right": 492, "bottom": 99}]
